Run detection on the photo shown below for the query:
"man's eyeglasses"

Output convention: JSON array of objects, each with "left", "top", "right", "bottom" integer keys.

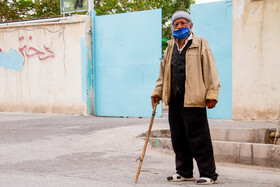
[{"left": 173, "top": 21, "right": 189, "bottom": 27}]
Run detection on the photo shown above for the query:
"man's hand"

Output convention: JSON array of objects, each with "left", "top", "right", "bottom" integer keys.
[
  {"left": 151, "top": 96, "right": 161, "bottom": 108},
  {"left": 206, "top": 100, "right": 217, "bottom": 109}
]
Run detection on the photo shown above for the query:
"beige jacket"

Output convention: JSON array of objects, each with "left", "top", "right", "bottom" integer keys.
[{"left": 151, "top": 34, "right": 221, "bottom": 107}]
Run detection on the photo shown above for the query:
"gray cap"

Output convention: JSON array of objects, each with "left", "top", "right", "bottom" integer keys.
[{"left": 171, "top": 10, "right": 192, "bottom": 24}]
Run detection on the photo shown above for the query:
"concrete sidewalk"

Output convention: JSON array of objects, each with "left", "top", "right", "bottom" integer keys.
[{"left": 0, "top": 112, "right": 279, "bottom": 186}]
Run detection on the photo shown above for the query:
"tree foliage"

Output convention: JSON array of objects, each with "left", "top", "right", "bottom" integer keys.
[
  {"left": 0, "top": 0, "right": 34, "bottom": 22},
  {"left": 0, "top": 0, "right": 13, "bottom": 22},
  {"left": 94, "top": 0, "right": 195, "bottom": 39},
  {"left": 0, "top": 0, "right": 195, "bottom": 39},
  {"left": 0, "top": 0, "right": 60, "bottom": 22},
  {"left": 33, "top": 0, "right": 60, "bottom": 18}
]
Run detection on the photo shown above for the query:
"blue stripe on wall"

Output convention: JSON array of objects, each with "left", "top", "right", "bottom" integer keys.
[
  {"left": 191, "top": 0, "right": 232, "bottom": 119},
  {"left": 0, "top": 49, "right": 23, "bottom": 71},
  {"left": 81, "top": 37, "right": 93, "bottom": 114}
]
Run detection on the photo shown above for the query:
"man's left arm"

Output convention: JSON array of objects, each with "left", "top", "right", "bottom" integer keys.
[{"left": 201, "top": 39, "right": 221, "bottom": 108}]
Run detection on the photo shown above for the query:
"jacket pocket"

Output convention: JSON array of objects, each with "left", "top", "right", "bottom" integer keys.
[
  {"left": 186, "top": 54, "right": 200, "bottom": 67},
  {"left": 186, "top": 80, "right": 206, "bottom": 106}
]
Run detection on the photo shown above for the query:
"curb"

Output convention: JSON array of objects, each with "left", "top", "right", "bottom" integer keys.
[{"left": 147, "top": 137, "right": 280, "bottom": 168}]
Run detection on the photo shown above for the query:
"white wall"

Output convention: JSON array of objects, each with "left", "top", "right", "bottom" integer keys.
[
  {"left": 233, "top": 0, "right": 280, "bottom": 120},
  {"left": 0, "top": 16, "right": 92, "bottom": 115}
]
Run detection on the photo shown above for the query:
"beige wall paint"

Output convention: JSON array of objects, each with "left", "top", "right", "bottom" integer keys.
[
  {"left": 233, "top": 0, "right": 280, "bottom": 120},
  {"left": 0, "top": 16, "right": 91, "bottom": 115}
]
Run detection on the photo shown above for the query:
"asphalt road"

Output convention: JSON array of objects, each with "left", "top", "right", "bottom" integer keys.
[{"left": 0, "top": 112, "right": 279, "bottom": 187}]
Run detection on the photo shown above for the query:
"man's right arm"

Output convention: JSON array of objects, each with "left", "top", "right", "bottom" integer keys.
[{"left": 151, "top": 48, "right": 169, "bottom": 107}]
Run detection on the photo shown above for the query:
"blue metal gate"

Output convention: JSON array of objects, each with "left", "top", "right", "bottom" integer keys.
[
  {"left": 93, "top": 9, "right": 162, "bottom": 117},
  {"left": 191, "top": 1, "right": 233, "bottom": 119}
]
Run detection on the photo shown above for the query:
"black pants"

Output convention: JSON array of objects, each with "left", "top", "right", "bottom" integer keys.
[{"left": 168, "top": 99, "right": 218, "bottom": 180}]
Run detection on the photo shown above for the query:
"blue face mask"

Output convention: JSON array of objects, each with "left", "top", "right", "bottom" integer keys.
[{"left": 172, "top": 27, "right": 190, "bottom": 39}]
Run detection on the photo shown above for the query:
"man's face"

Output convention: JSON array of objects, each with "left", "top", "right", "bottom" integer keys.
[{"left": 173, "top": 18, "right": 193, "bottom": 30}]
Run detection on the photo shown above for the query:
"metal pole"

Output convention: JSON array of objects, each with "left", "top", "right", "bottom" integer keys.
[
  {"left": 274, "top": 112, "right": 280, "bottom": 144},
  {"left": 88, "top": 0, "right": 94, "bottom": 13}
]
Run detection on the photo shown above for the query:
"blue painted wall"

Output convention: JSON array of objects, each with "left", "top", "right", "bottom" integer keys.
[
  {"left": 191, "top": 0, "right": 232, "bottom": 119},
  {"left": 0, "top": 49, "right": 23, "bottom": 71},
  {"left": 93, "top": 9, "right": 162, "bottom": 117}
]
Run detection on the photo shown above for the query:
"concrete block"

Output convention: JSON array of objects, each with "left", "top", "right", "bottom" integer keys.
[
  {"left": 210, "top": 128, "right": 269, "bottom": 143},
  {"left": 272, "top": 146, "right": 280, "bottom": 167},
  {"left": 252, "top": 144, "right": 272, "bottom": 167},
  {"left": 253, "top": 144, "right": 280, "bottom": 168},
  {"left": 150, "top": 137, "right": 172, "bottom": 150},
  {"left": 212, "top": 141, "right": 240, "bottom": 163},
  {"left": 276, "top": 138, "right": 280, "bottom": 145},
  {"left": 212, "top": 141, "right": 280, "bottom": 168},
  {"left": 145, "top": 130, "right": 280, "bottom": 168},
  {"left": 239, "top": 143, "right": 253, "bottom": 165}
]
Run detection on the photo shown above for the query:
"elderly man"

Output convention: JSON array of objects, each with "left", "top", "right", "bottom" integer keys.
[{"left": 151, "top": 11, "right": 220, "bottom": 185}]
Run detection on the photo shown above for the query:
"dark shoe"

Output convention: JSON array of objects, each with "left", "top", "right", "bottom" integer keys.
[
  {"left": 167, "top": 174, "right": 195, "bottom": 182},
  {"left": 197, "top": 177, "right": 218, "bottom": 185}
]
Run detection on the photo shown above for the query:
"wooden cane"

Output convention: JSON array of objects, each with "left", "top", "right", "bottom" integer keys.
[{"left": 135, "top": 103, "right": 158, "bottom": 183}]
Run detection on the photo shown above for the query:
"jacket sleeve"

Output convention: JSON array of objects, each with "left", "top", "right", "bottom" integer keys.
[
  {"left": 151, "top": 48, "right": 169, "bottom": 99},
  {"left": 201, "top": 39, "right": 221, "bottom": 102}
]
